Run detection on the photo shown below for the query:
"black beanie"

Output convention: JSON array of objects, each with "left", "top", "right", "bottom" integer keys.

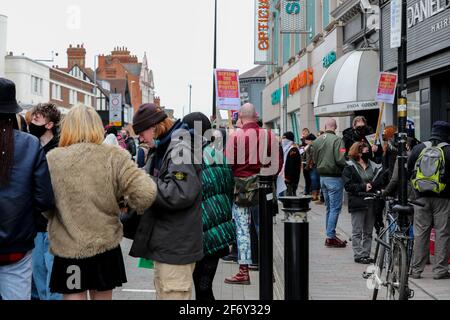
[
  {"left": 182, "top": 112, "right": 211, "bottom": 135},
  {"left": 305, "top": 133, "right": 317, "bottom": 141},
  {"left": 133, "top": 103, "right": 168, "bottom": 134},
  {"left": 430, "top": 121, "right": 450, "bottom": 142},
  {"left": 283, "top": 131, "right": 295, "bottom": 142}
]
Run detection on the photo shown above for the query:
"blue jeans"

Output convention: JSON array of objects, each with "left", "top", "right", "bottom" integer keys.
[
  {"left": 232, "top": 204, "right": 258, "bottom": 265},
  {"left": 32, "top": 232, "right": 62, "bottom": 300},
  {"left": 310, "top": 168, "right": 320, "bottom": 192},
  {"left": 320, "top": 177, "right": 344, "bottom": 239},
  {"left": 0, "top": 252, "right": 32, "bottom": 300}
]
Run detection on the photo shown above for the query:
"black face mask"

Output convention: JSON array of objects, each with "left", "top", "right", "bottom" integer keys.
[
  {"left": 361, "top": 153, "right": 370, "bottom": 163},
  {"left": 29, "top": 123, "right": 48, "bottom": 138},
  {"left": 355, "top": 126, "right": 367, "bottom": 138}
]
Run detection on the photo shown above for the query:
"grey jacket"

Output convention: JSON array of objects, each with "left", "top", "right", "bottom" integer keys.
[{"left": 130, "top": 128, "right": 204, "bottom": 265}]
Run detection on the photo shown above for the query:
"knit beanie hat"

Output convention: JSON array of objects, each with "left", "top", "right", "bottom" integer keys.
[
  {"left": 133, "top": 103, "right": 168, "bottom": 134},
  {"left": 182, "top": 112, "right": 211, "bottom": 135}
]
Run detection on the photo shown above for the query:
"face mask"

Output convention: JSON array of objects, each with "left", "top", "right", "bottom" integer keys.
[
  {"left": 29, "top": 123, "right": 48, "bottom": 138},
  {"left": 361, "top": 153, "right": 370, "bottom": 163},
  {"left": 282, "top": 139, "right": 291, "bottom": 148},
  {"left": 355, "top": 126, "right": 367, "bottom": 137}
]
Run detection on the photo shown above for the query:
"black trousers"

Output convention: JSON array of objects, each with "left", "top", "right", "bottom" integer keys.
[{"left": 193, "top": 248, "right": 229, "bottom": 301}]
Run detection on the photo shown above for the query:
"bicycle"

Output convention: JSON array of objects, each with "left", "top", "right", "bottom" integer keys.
[{"left": 360, "top": 191, "right": 424, "bottom": 300}]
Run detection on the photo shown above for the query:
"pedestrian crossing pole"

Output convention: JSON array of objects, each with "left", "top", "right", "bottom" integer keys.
[{"left": 397, "top": 0, "right": 408, "bottom": 209}]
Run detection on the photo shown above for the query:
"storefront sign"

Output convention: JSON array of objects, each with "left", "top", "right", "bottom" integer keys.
[
  {"left": 431, "top": 14, "right": 450, "bottom": 32},
  {"left": 109, "top": 93, "right": 122, "bottom": 127},
  {"left": 314, "top": 101, "right": 379, "bottom": 116},
  {"left": 215, "top": 69, "right": 241, "bottom": 111},
  {"left": 322, "top": 51, "right": 336, "bottom": 69},
  {"left": 271, "top": 88, "right": 281, "bottom": 105},
  {"left": 288, "top": 68, "right": 313, "bottom": 96},
  {"left": 271, "top": 68, "right": 313, "bottom": 105},
  {"left": 391, "top": 0, "right": 402, "bottom": 48},
  {"left": 280, "top": 0, "right": 307, "bottom": 33},
  {"left": 254, "top": 0, "right": 271, "bottom": 64},
  {"left": 375, "top": 72, "right": 398, "bottom": 104},
  {"left": 407, "top": 0, "right": 450, "bottom": 28}
]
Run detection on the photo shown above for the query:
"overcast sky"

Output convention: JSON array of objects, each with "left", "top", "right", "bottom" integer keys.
[{"left": 2, "top": 0, "right": 256, "bottom": 119}]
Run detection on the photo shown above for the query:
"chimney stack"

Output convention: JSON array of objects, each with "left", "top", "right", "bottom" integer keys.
[{"left": 67, "top": 43, "right": 86, "bottom": 69}]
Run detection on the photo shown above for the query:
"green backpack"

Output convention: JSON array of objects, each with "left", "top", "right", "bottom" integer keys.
[{"left": 412, "top": 141, "right": 449, "bottom": 194}]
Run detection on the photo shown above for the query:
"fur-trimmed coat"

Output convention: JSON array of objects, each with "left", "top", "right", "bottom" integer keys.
[{"left": 46, "top": 143, "right": 157, "bottom": 259}]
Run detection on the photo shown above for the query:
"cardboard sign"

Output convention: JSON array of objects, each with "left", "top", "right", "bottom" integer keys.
[
  {"left": 375, "top": 72, "right": 398, "bottom": 104},
  {"left": 366, "top": 134, "right": 377, "bottom": 147}
]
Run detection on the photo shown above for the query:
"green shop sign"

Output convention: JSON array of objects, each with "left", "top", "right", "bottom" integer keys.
[
  {"left": 323, "top": 51, "right": 336, "bottom": 69},
  {"left": 271, "top": 88, "right": 281, "bottom": 105}
]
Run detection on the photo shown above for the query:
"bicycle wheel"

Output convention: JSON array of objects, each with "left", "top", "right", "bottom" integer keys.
[
  {"left": 386, "top": 241, "right": 409, "bottom": 300},
  {"left": 371, "top": 240, "right": 386, "bottom": 300}
]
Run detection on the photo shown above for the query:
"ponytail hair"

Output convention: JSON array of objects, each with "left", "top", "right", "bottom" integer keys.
[{"left": 0, "top": 114, "right": 18, "bottom": 186}]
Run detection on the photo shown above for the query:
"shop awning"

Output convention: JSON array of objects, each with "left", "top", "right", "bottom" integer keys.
[{"left": 314, "top": 49, "right": 380, "bottom": 117}]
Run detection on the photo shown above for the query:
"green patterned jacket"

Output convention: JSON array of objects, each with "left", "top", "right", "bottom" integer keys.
[{"left": 201, "top": 145, "right": 236, "bottom": 256}]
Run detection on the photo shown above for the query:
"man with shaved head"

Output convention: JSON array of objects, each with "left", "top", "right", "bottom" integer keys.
[
  {"left": 312, "top": 118, "right": 347, "bottom": 248},
  {"left": 224, "top": 103, "right": 282, "bottom": 285}
]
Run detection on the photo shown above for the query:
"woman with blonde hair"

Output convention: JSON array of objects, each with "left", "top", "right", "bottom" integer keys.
[{"left": 45, "top": 104, "right": 157, "bottom": 300}]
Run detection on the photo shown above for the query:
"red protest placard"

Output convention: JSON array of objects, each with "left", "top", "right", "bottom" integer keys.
[{"left": 375, "top": 72, "right": 398, "bottom": 104}]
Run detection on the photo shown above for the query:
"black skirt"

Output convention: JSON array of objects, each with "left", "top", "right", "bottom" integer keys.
[{"left": 50, "top": 246, "right": 127, "bottom": 294}]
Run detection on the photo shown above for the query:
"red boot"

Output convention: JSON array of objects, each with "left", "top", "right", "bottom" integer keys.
[{"left": 224, "top": 265, "right": 250, "bottom": 285}]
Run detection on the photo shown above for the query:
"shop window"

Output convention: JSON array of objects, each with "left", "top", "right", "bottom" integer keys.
[{"left": 407, "top": 90, "right": 421, "bottom": 141}]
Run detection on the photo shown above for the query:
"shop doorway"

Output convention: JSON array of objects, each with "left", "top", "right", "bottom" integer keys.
[
  {"left": 354, "top": 109, "right": 380, "bottom": 133},
  {"left": 432, "top": 72, "right": 450, "bottom": 124}
]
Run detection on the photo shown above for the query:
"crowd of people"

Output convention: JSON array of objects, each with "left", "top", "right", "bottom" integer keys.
[
  {"left": 309, "top": 114, "right": 450, "bottom": 282},
  {"left": 1, "top": 75, "right": 449, "bottom": 302}
]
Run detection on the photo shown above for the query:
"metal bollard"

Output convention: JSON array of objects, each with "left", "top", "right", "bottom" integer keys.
[
  {"left": 258, "top": 175, "right": 274, "bottom": 300},
  {"left": 278, "top": 196, "right": 312, "bottom": 301}
]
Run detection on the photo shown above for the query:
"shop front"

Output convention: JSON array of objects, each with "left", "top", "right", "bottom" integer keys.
[
  {"left": 314, "top": 48, "right": 381, "bottom": 132},
  {"left": 381, "top": 0, "right": 450, "bottom": 141},
  {"left": 262, "top": 27, "right": 343, "bottom": 139}
]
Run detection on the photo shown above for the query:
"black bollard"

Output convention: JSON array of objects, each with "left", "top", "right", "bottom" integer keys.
[
  {"left": 278, "top": 196, "right": 312, "bottom": 301},
  {"left": 258, "top": 175, "right": 274, "bottom": 300}
]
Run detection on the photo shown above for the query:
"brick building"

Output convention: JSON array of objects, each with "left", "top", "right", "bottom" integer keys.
[
  {"left": 95, "top": 47, "right": 155, "bottom": 113},
  {"left": 50, "top": 44, "right": 110, "bottom": 117}
]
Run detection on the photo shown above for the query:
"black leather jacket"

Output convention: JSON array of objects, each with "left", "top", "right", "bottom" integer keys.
[{"left": 0, "top": 131, "right": 55, "bottom": 255}]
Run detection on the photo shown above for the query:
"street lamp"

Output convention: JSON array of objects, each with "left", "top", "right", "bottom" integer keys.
[
  {"left": 212, "top": 0, "right": 218, "bottom": 126},
  {"left": 188, "top": 84, "right": 192, "bottom": 114}
]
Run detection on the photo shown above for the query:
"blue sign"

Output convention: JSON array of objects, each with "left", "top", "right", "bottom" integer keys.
[
  {"left": 271, "top": 88, "right": 281, "bottom": 105},
  {"left": 323, "top": 51, "right": 337, "bottom": 69}
]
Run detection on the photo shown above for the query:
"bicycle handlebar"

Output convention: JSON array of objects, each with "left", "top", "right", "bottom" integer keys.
[{"left": 357, "top": 192, "right": 425, "bottom": 208}]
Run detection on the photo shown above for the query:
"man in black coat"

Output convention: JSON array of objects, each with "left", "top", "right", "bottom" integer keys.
[
  {"left": 343, "top": 116, "right": 383, "bottom": 163},
  {"left": 282, "top": 132, "right": 301, "bottom": 196}
]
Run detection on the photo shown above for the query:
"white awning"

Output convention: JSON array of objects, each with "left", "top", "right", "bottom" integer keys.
[{"left": 314, "top": 49, "right": 380, "bottom": 117}]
